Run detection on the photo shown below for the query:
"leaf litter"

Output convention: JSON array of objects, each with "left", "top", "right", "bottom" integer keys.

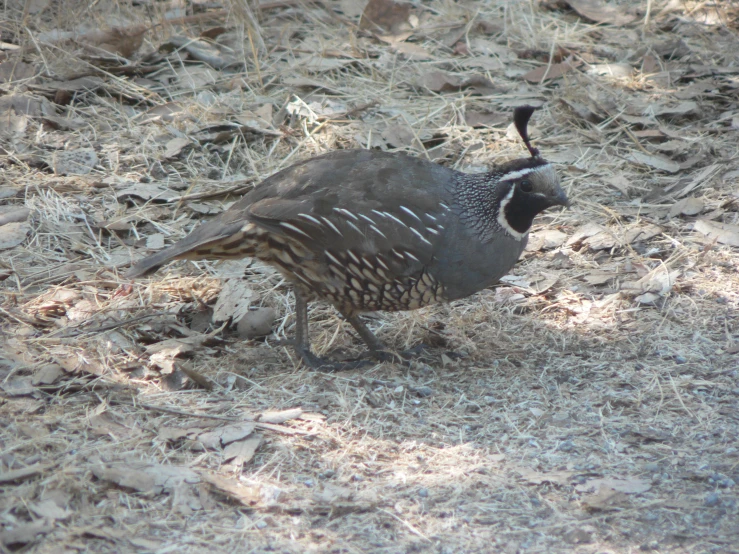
[{"left": 1, "top": 0, "right": 739, "bottom": 552}]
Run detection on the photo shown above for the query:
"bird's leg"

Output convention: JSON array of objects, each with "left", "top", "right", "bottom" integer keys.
[
  {"left": 340, "top": 310, "right": 444, "bottom": 364},
  {"left": 338, "top": 310, "right": 402, "bottom": 364},
  {"left": 291, "top": 290, "right": 370, "bottom": 371}
]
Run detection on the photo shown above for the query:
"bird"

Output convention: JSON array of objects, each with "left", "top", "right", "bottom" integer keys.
[{"left": 126, "top": 106, "right": 569, "bottom": 370}]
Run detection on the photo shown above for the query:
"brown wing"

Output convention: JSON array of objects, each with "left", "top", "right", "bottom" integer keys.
[
  {"left": 127, "top": 150, "right": 457, "bottom": 283},
  {"left": 244, "top": 151, "right": 455, "bottom": 278}
]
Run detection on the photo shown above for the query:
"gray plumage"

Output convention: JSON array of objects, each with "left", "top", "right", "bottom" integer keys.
[{"left": 127, "top": 108, "right": 569, "bottom": 369}]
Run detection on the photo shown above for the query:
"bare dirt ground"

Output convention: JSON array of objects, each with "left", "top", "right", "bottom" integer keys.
[{"left": 1, "top": 0, "right": 739, "bottom": 552}]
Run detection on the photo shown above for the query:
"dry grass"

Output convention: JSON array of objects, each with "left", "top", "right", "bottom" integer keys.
[{"left": 1, "top": 0, "right": 739, "bottom": 552}]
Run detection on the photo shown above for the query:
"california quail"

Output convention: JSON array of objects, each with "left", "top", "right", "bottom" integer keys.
[{"left": 127, "top": 106, "right": 569, "bottom": 369}]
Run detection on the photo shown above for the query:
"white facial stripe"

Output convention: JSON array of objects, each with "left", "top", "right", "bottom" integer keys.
[
  {"left": 499, "top": 166, "right": 548, "bottom": 182},
  {"left": 496, "top": 186, "right": 527, "bottom": 241}
]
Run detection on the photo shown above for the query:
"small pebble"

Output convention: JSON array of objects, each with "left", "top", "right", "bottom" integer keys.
[
  {"left": 236, "top": 307, "right": 276, "bottom": 339},
  {"left": 255, "top": 520, "right": 267, "bottom": 529},
  {"left": 418, "top": 488, "right": 429, "bottom": 498},
  {"left": 705, "top": 492, "right": 721, "bottom": 507},
  {"left": 303, "top": 479, "right": 314, "bottom": 487},
  {"left": 557, "top": 440, "right": 575, "bottom": 452},
  {"left": 412, "top": 386, "right": 434, "bottom": 398},
  {"left": 674, "top": 355, "right": 687, "bottom": 364}
]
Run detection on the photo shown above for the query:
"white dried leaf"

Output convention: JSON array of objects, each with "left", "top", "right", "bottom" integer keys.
[
  {"left": 51, "top": 148, "right": 98, "bottom": 175},
  {"left": 213, "top": 280, "right": 254, "bottom": 323},
  {"left": 693, "top": 220, "right": 739, "bottom": 246},
  {"left": 628, "top": 151, "right": 680, "bottom": 173}
]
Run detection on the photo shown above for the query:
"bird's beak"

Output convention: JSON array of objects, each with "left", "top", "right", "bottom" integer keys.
[{"left": 556, "top": 190, "right": 571, "bottom": 209}]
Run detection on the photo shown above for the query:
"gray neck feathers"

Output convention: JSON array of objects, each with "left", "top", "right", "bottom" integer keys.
[{"left": 452, "top": 171, "right": 513, "bottom": 243}]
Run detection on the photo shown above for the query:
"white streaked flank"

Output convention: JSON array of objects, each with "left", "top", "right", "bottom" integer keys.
[
  {"left": 399, "top": 205, "right": 423, "bottom": 222},
  {"left": 334, "top": 208, "right": 359, "bottom": 221},
  {"left": 409, "top": 227, "right": 432, "bottom": 246},
  {"left": 369, "top": 224, "right": 387, "bottom": 239},
  {"left": 347, "top": 250, "right": 361, "bottom": 264},
  {"left": 324, "top": 250, "right": 341, "bottom": 266},
  {"left": 359, "top": 213, "right": 376, "bottom": 225},
  {"left": 382, "top": 211, "right": 407, "bottom": 228},
  {"left": 320, "top": 217, "right": 343, "bottom": 236},
  {"left": 279, "top": 222, "right": 312, "bottom": 238},
  {"left": 296, "top": 213, "right": 323, "bottom": 226},
  {"left": 344, "top": 220, "right": 364, "bottom": 236}
]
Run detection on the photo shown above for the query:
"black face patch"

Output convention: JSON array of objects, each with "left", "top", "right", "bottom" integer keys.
[{"left": 503, "top": 186, "right": 556, "bottom": 234}]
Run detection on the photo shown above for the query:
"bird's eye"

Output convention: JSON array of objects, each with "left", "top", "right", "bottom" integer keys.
[{"left": 520, "top": 180, "right": 533, "bottom": 193}]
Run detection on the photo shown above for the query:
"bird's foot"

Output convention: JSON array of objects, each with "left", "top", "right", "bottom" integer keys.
[{"left": 293, "top": 345, "right": 374, "bottom": 372}]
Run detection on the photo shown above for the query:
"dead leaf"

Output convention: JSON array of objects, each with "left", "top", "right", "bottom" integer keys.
[
  {"left": 649, "top": 101, "right": 699, "bottom": 117},
  {"left": 74, "top": 25, "right": 147, "bottom": 58},
  {"left": 145, "top": 233, "right": 165, "bottom": 249},
  {"left": 314, "top": 483, "right": 353, "bottom": 504},
  {"left": 522, "top": 59, "right": 579, "bottom": 83},
  {"left": 517, "top": 468, "right": 573, "bottom": 486},
  {"left": 223, "top": 435, "right": 262, "bottom": 464},
  {"left": 0, "top": 520, "right": 53, "bottom": 547},
  {"left": 158, "top": 427, "right": 195, "bottom": 442},
  {"left": 197, "top": 422, "right": 257, "bottom": 449},
  {"left": 564, "top": 0, "right": 637, "bottom": 25},
  {"left": 32, "top": 364, "right": 65, "bottom": 385},
  {"left": 92, "top": 463, "right": 199, "bottom": 494},
  {"left": 465, "top": 110, "right": 507, "bottom": 128},
  {"left": 257, "top": 408, "right": 303, "bottom": 424},
  {"left": 668, "top": 163, "right": 720, "bottom": 198},
  {"left": 116, "top": 183, "right": 180, "bottom": 202},
  {"left": 137, "top": 102, "right": 186, "bottom": 124},
  {"left": 0, "top": 221, "right": 30, "bottom": 250},
  {"left": 628, "top": 151, "right": 680, "bottom": 173},
  {"left": 1, "top": 378, "right": 35, "bottom": 396},
  {"left": 526, "top": 229, "right": 567, "bottom": 251},
  {"left": 212, "top": 280, "right": 254, "bottom": 323},
  {"left": 292, "top": 56, "right": 355, "bottom": 73},
  {"left": 0, "top": 463, "right": 51, "bottom": 484},
  {"left": 416, "top": 70, "right": 495, "bottom": 93},
  {"left": 583, "top": 270, "right": 619, "bottom": 286},
  {"left": 51, "top": 148, "right": 98, "bottom": 175},
  {"left": 669, "top": 197, "right": 704, "bottom": 218},
  {"left": 391, "top": 41, "right": 433, "bottom": 60},
  {"left": 162, "top": 36, "right": 235, "bottom": 69},
  {"left": 163, "top": 137, "right": 190, "bottom": 159},
  {"left": 575, "top": 477, "right": 651, "bottom": 494},
  {"left": 202, "top": 473, "right": 281, "bottom": 507},
  {"left": 604, "top": 174, "right": 630, "bottom": 197},
  {"left": 583, "top": 223, "right": 661, "bottom": 251},
  {"left": 360, "top": 0, "right": 416, "bottom": 36},
  {"left": 29, "top": 499, "right": 72, "bottom": 520},
  {"left": 146, "top": 336, "right": 212, "bottom": 372},
  {"left": 591, "top": 64, "right": 634, "bottom": 80},
  {"left": 566, "top": 222, "right": 607, "bottom": 247},
  {"left": 693, "top": 220, "right": 739, "bottom": 247},
  {"left": 582, "top": 487, "right": 629, "bottom": 511},
  {"left": 0, "top": 61, "right": 36, "bottom": 85}
]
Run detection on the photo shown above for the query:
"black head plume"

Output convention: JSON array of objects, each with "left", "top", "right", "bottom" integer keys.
[{"left": 513, "top": 105, "right": 540, "bottom": 158}]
